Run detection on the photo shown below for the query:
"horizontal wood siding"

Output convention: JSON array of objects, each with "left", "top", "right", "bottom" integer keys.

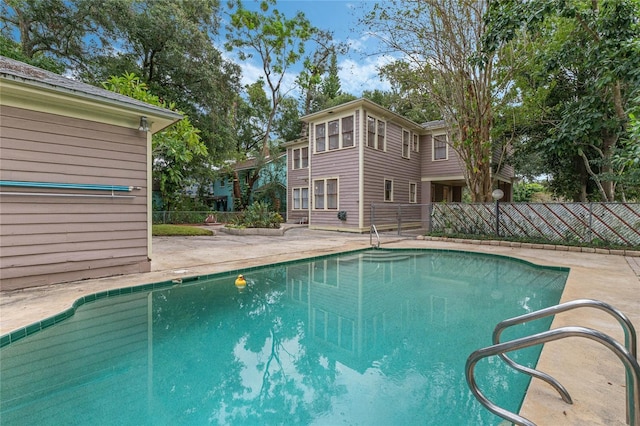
[
  {"left": 0, "top": 293, "right": 149, "bottom": 423},
  {"left": 362, "top": 121, "right": 421, "bottom": 228},
  {"left": 309, "top": 116, "right": 360, "bottom": 230},
  {"left": 421, "top": 134, "right": 463, "bottom": 178},
  {"left": 0, "top": 106, "right": 150, "bottom": 290}
]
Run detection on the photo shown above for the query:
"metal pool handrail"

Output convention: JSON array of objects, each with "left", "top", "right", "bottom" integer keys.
[
  {"left": 370, "top": 224, "right": 380, "bottom": 248},
  {"left": 466, "top": 326, "right": 640, "bottom": 426},
  {"left": 493, "top": 298, "right": 637, "bottom": 417}
]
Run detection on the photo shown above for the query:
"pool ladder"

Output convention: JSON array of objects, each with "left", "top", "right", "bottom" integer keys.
[
  {"left": 466, "top": 299, "right": 639, "bottom": 426},
  {"left": 370, "top": 224, "right": 380, "bottom": 248}
]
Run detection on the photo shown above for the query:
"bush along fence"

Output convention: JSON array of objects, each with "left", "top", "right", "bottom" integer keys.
[
  {"left": 152, "top": 211, "right": 241, "bottom": 225},
  {"left": 371, "top": 203, "right": 640, "bottom": 249}
]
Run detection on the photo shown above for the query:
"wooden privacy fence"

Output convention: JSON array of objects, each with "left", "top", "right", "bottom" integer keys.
[{"left": 371, "top": 203, "right": 640, "bottom": 248}]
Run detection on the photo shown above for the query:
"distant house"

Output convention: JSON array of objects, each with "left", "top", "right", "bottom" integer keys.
[
  {"left": 0, "top": 56, "right": 182, "bottom": 290},
  {"left": 285, "top": 98, "right": 513, "bottom": 232},
  {"left": 208, "top": 153, "right": 287, "bottom": 213}
]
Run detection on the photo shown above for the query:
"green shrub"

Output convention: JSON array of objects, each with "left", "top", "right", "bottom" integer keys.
[{"left": 233, "top": 201, "right": 283, "bottom": 228}]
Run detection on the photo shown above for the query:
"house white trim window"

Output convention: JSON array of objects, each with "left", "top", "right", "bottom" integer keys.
[
  {"left": 291, "top": 147, "right": 309, "bottom": 169},
  {"left": 409, "top": 182, "right": 417, "bottom": 203},
  {"left": 292, "top": 187, "right": 309, "bottom": 210},
  {"left": 313, "top": 178, "right": 338, "bottom": 210},
  {"left": 314, "top": 114, "right": 355, "bottom": 153},
  {"left": 315, "top": 123, "right": 326, "bottom": 152},
  {"left": 366, "top": 114, "right": 386, "bottom": 150},
  {"left": 412, "top": 133, "right": 419, "bottom": 152},
  {"left": 402, "top": 129, "right": 411, "bottom": 158},
  {"left": 384, "top": 178, "right": 393, "bottom": 202},
  {"left": 342, "top": 115, "right": 354, "bottom": 147},
  {"left": 433, "top": 133, "right": 448, "bottom": 161}
]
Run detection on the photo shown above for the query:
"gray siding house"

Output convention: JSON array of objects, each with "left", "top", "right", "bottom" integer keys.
[
  {"left": 0, "top": 57, "right": 182, "bottom": 290},
  {"left": 286, "top": 99, "right": 513, "bottom": 232}
]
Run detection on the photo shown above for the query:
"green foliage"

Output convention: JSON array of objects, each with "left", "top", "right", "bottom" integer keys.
[
  {"left": 225, "top": 0, "right": 316, "bottom": 152},
  {"left": 485, "top": 0, "right": 640, "bottom": 201},
  {"left": 297, "top": 37, "right": 350, "bottom": 115},
  {"left": 102, "top": 73, "right": 207, "bottom": 211},
  {"left": 231, "top": 201, "right": 283, "bottom": 229},
  {"left": 513, "top": 182, "right": 547, "bottom": 202},
  {"left": 152, "top": 224, "right": 213, "bottom": 236},
  {"left": 1, "top": 0, "right": 96, "bottom": 64},
  {"left": 0, "top": 36, "right": 64, "bottom": 73}
]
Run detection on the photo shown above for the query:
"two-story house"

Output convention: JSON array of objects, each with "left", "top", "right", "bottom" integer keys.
[{"left": 285, "top": 98, "right": 513, "bottom": 232}]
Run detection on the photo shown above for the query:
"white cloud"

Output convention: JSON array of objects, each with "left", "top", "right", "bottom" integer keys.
[{"left": 338, "top": 55, "right": 393, "bottom": 96}]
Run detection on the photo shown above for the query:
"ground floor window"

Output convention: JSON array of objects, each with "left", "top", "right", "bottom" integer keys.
[
  {"left": 409, "top": 182, "right": 417, "bottom": 203},
  {"left": 293, "top": 187, "right": 309, "bottom": 210},
  {"left": 384, "top": 179, "right": 393, "bottom": 202},
  {"left": 314, "top": 178, "right": 338, "bottom": 210}
]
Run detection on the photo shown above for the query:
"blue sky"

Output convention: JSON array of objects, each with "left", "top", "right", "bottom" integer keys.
[{"left": 220, "top": 0, "right": 394, "bottom": 97}]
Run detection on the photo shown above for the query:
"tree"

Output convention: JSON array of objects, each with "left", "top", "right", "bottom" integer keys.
[
  {"left": 102, "top": 73, "right": 207, "bottom": 210},
  {"left": 484, "top": 0, "right": 640, "bottom": 201},
  {"left": 362, "top": 0, "right": 504, "bottom": 202},
  {"left": 225, "top": 0, "right": 315, "bottom": 155},
  {"left": 297, "top": 32, "right": 349, "bottom": 115},
  {"left": 0, "top": 35, "right": 64, "bottom": 72},
  {"left": 82, "top": 0, "right": 242, "bottom": 164},
  {"left": 225, "top": 0, "right": 325, "bottom": 209},
  {"left": 0, "top": 0, "right": 97, "bottom": 66}
]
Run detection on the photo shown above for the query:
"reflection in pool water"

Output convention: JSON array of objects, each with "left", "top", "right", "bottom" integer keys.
[{"left": 0, "top": 249, "right": 568, "bottom": 425}]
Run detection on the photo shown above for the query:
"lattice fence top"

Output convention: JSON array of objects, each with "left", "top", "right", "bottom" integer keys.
[{"left": 431, "top": 203, "right": 640, "bottom": 247}]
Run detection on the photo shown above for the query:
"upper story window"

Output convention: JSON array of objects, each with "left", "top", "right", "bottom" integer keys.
[
  {"left": 366, "top": 115, "right": 385, "bottom": 150},
  {"left": 292, "top": 147, "right": 309, "bottom": 169},
  {"left": 315, "top": 124, "right": 326, "bottom": 152},
  {"left": 328, "top": 119, "right": 340, "bottom": 150},
  {"left": 402, "top": 129, "right": 411, "bottom": 158},
  {"left": 412, "top": 133, "right": 419, "bottom": 152},
  {"left": 409, "top": 182, "right": 417, "bottom": 203},
  {"left": 342, "top": 116, "right": 354, "bottom": 147},
  {"left": 314, "top": 114, "right": 355, "bottom": 153},
  {"left": 433, "top": 134, "right": 448, "bottom": 161}
]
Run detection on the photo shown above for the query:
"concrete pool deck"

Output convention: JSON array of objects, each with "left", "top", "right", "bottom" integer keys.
[{"left": 1, "top": 226, "right": 638, "bottom": 425}]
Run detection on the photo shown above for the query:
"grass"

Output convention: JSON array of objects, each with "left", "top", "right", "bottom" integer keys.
[{"left": 152, "top": 224, "right": 214, "bottom": 236}]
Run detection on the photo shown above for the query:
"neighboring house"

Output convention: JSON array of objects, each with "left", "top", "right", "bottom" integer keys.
[
  {"left": 0, "top": 56, "right": 182, "bottom": 290},
  {"left": 209, "top": 153, "right": 287, "bottom": 213},
  {"left": 285, "top": 98, "right": 513, "bottom": 232}
]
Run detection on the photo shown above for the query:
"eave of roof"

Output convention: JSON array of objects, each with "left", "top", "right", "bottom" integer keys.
[{"left": 0, "top": 56, "right": 182, "bottom": 132}]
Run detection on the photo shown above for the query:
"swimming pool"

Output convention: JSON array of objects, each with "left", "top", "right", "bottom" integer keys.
[{"left": 0, "top": 249, "right": 568, "bottom": 425}]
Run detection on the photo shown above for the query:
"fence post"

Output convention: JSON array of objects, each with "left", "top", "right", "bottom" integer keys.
[
  {"left": 428, "top": 203, "right": 433, "bottom": 233},
  {"left": 587, "top": 202, "right": 593, "bottom": 243},
  {"left": 397, "top": 204, "right": 402, "bottom": 236}
]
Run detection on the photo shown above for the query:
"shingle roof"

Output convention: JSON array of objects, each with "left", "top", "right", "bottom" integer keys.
[
  {"left": 0, "top": 56, "right": 181, "bottom": 119},
  {"left": 421, "top": 119, "right": 447, "bottom": 130}
]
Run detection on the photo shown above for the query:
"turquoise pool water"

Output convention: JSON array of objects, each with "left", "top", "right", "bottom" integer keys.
[{"left": 0, "top": 249, "right": 568, "bottom": 425}]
